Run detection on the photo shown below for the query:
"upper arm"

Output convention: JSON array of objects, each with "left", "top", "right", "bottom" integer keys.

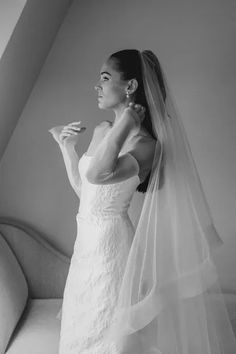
[
  {"left": 86, "top": 137, "right": 158, "bottom": 185},
  {"left": 93, "top": 120, "right": 113, "bottom": 139}
]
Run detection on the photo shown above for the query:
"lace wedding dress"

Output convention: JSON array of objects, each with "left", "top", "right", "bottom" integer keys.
[{"left": 58, "top": 152, "right": 142, "bottom": 354}]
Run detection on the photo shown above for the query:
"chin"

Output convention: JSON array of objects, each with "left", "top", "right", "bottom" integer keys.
[
  {"left": 97, "top": 98, "right": 120, "bottom": 111},
  {"left": 97, "top": 102, "right": 112, "bottom": 110},
  {"left": 97, "top": 102, "right": 106, "bottom": 110}
]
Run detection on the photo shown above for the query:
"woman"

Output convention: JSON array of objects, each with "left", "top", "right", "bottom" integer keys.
[{"left": 49, "top": 50, "right": 236, "bottom": 353}]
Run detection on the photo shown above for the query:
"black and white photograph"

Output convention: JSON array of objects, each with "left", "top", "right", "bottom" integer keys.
[{"left": 0, "top": 0, "right": 236, "bottom": 353}]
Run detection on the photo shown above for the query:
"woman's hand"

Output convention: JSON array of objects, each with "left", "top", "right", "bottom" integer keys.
[
  {"left": 122, "top": 102, "right": 146, "bottom": 132},
  {"left": 48, "top": 121, "right": 86, "bottom": 148}
]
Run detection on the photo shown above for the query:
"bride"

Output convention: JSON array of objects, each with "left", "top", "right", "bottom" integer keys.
[{"left": 49, "top": 49, "right": 236, "bottom": 353}]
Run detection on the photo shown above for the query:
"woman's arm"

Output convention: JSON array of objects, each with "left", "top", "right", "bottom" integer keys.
[
  {"left": 59, "top": 145, "right": 82, "bottom": 198},
  {"left": 86, "top": 107, "right": 142, "bottom": 183},
  {"left": 49, "top": 123, "right": 84, "bottom": 198}
]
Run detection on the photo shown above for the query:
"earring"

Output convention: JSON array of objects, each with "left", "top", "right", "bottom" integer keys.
[{"left": 126, "top": 91, "right": 130, "bottom": 98}]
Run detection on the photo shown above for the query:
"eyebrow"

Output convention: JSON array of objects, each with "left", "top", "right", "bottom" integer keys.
[{"left": 100, "top": 71, "right": 112, "bottom": 76}]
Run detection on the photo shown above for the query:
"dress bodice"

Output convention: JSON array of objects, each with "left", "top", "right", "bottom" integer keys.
[
  {"left": 77, "top": 153, "right": 140, "bottom": 218},
  {"left": 60, "top": 152, "right": 141, "bottom": 353}
]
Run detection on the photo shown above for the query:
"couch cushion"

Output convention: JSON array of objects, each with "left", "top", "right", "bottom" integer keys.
[
  {"left": 6, "top": 299, "right": 62, "bottom": 354},
  {"left": 0, "top": 231, "right": 28, "bottom": 354}
]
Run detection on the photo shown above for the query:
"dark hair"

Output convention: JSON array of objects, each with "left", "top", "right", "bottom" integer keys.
[{"left": 108, "top": 49, "right": 165, "bottom": 193}]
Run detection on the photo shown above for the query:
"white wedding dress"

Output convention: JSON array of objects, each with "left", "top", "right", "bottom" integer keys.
[{"left": 58, "top": 152, "right": 142, "bottom": 354}]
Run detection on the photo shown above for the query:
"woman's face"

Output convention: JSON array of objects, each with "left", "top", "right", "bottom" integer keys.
[{"left": 94, "top": 59, "right": 128, "bottom": 110}]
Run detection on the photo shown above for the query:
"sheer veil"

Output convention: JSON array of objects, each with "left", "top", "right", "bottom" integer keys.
[{"left": 103, "top": 50, "right": 236, "bottom": 353}]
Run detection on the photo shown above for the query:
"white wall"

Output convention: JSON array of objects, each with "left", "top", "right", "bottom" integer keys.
[{"left": 0, "top": 0, "right": 236, "bottom": 292}]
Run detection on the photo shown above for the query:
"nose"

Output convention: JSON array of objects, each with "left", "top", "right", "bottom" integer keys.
[{"left": 94, "top": 81, "right": 101, "bottom": 92}]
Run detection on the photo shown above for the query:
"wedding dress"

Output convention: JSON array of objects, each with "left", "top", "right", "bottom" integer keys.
[
  {"left": 57, "top": 49, "right": 236, "bottom": 353},
  {"left": 58, "top": 151, "right": 143, "bottom": 354}
]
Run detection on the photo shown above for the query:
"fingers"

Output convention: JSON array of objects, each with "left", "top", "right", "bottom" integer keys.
[
  {"left": 68, "top": 121, "right": 81, "bottom": 126},
  {"left": 128, "top": 102, "right": 145, "bottom": 113},
  {"left": 63, "top": 126, "right": 81, "bottom": 133},
  {"left": 62, "top": 122, "right": 86, "bottom": 134},
  {"left": 59, "top": 121, "right": 86, "bottom": 141},
  {"left": 64, "top": 121, "right": 83, "bottom": 132}
]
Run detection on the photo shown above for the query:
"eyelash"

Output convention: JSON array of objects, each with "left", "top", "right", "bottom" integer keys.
[{"left": 101, "top": 77, "right": 109, "bottom": 81}]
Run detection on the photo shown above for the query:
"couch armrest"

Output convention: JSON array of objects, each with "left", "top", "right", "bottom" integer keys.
[{"left": 0, "top": 217, "right": 70, "bottom": 299}]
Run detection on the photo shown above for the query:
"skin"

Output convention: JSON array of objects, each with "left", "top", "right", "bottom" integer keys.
[
  {"left": 94, "top": 59, "right": 145, "bottom": 127},
  {"left": 57, "top": 58, "right": 148, "bottom": 150},
  {"left": 49, "top": 57, "right": 157, "bottom": 186}
]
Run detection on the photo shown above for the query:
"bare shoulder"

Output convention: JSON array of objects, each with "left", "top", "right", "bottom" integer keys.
[
  {"left": 92, "top": 120, "right": 113, "bottom": 139},
  {"left": 94, "top": 120, "right": 113, "bottom": 131}
]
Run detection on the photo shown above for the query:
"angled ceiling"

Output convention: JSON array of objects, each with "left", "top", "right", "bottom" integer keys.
[
  {"left": 0, "top": 0, "right": 27, "bottom": 59},
  {"left": 0, "top": 0, "right": 74, "bottom": 162}
]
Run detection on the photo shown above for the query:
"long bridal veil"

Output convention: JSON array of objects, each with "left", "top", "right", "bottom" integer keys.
[{"left": 103, "top": 50, "right": 236, "bottom": 353}]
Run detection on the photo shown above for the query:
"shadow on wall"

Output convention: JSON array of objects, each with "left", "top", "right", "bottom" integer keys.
[{"left": 0, "top": 0, "right": 73, "bottom": 163}]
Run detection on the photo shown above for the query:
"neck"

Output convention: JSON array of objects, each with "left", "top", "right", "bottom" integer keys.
[
  {"left": 113, "top": 98, "right": 132, "bottom": 127},
  {"left": 111, "top": 105, "right": 141, "bottom": 144}
]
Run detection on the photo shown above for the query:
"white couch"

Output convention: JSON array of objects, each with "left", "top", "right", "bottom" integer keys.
[
  {"left": 0, "top": 217, "right": 70, "bottom": 354},
  {"left": 1, "top": 216, "right": 236, "bottom": 353}
]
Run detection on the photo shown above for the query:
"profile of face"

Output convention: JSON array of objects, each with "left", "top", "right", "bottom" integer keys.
[{"left": 94, "top": 59, "right": 131, "bottom": 111}]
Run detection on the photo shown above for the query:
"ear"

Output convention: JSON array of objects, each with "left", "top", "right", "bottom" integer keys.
[{"left": 127, "top": 78, "right": 138, "bottom": 95}]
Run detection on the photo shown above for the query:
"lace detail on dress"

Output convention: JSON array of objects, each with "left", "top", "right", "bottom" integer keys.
[{"left": 58, "top": 154, "right": 140, "bottom": 353}]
